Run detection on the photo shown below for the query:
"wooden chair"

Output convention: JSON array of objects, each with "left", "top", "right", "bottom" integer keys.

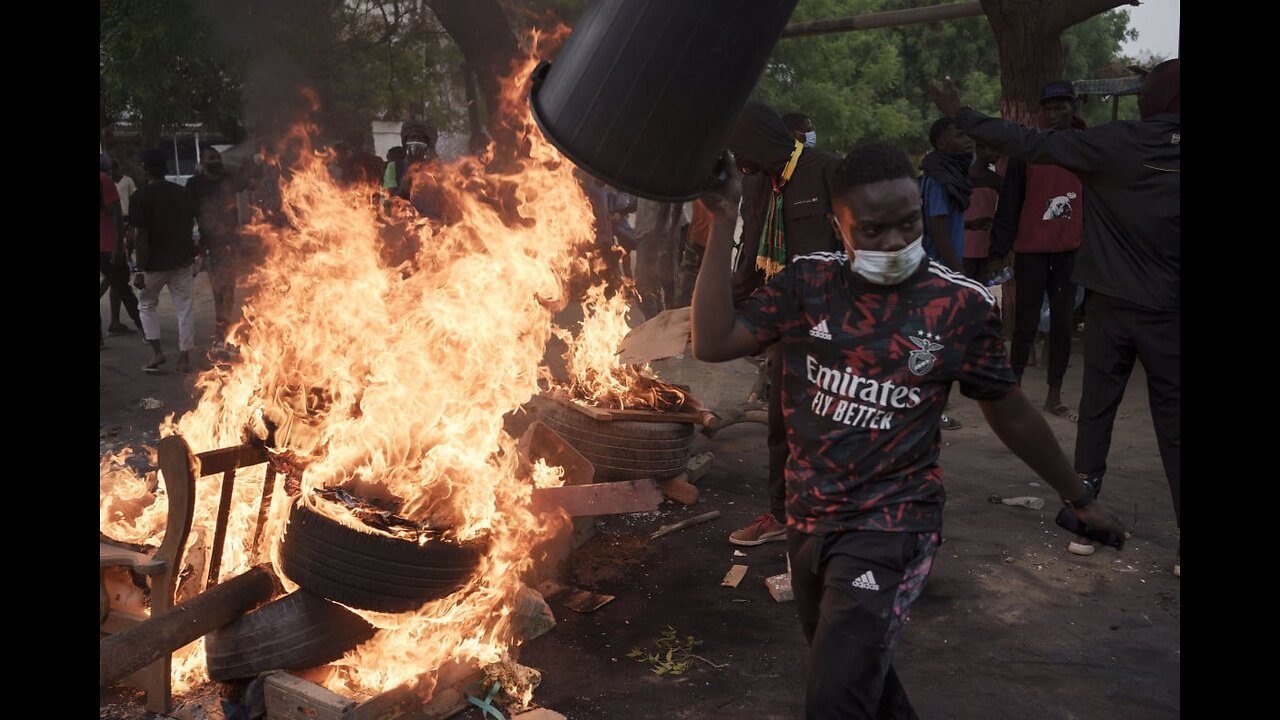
[{"left": 100, "top": 436, "right": 274, "bottom": 714}]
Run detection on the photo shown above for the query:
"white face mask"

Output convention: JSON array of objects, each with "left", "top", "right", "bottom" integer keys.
[
  {"left": 803, "top": 131, "right": 817, "bottom": 148},
  {"left": 851, "top": 236, "right": 925, "bottom": 285}
]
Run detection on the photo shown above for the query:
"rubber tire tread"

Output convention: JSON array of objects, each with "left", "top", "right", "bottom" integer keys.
[
  {"left": 280, "top": 502, "right": 485, "bottom": 613},
  {"left": 535, "top": 399, "right": 694, "bottom": 482},
  {"left": 204, "top": 590, "right": 375, "bottom": 681}
]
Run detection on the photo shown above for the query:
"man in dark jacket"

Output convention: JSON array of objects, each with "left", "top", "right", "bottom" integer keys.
[
  {"left": 724, "top": 101, "right": 843, "bottom": 547},
  {"left": 988, "top": 81, "right": 1088, "bottom": 421},
  {"left": 187, "top": 146, "right": 248, "bottom": 348},
  {"left": 932, "top": 59, "right": 1180, "bottom": 573}
]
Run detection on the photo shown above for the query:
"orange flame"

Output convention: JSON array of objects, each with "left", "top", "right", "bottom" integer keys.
[
  {"left": 552, "top": 283, "right": 689, "bottom": 411},
  {"left": 102, "top": 31, "right": 601, "bottom": 702}
]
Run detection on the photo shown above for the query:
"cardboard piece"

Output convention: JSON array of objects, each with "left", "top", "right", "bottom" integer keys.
[
  {"left": 721, "top": 564, "right": 748, "bottom": 588},
  {"left": 538, "top": 580, "right": 615, "bottom": 613},
  {"left": 616, "top": 307, "right": 691, "bottom": 365}
]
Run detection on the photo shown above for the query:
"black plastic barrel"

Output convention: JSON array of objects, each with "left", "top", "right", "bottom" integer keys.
[{"left": 530, "top": 0, "right": 800, "bottom": 202}]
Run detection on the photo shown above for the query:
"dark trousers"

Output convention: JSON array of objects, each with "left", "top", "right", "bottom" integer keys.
[
  {"left": 99, "top": 251, "right": 141, "bottom": 329},
  {"left": 1011, "top": 250, "right": 1077, "bottom": 387},
  {"left": 767, "top": 344, "right": 787, "bottom": 522},
  {"left": 673, "top": 237, "right": 704, "bottom": 309},
  {"left": 962, "top": 257, "right": 988, "bottom": 282},
  {"left": 1073, "top": 293, "right": 1180, "bottom": 528},
  {"left": 207, "top": 245, "right": 239, "bottom": 340},
  {"left": 788, "top": 529, "right": 939, "bottom": 720}
]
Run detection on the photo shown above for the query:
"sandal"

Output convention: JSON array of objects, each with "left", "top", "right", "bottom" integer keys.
[
  {"left": 142, "top": 355, "right": 167, "bottom": 374},
  {"left": 1045, "top": 403, "right": 1079, "bottom": 423}
]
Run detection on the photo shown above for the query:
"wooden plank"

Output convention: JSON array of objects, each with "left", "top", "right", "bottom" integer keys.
[
  {"left": 101, "top": 566, "right": 277, "bottom": 688},
  {"left": 353, "top": 667, "right": 483, "bottom": 720},
  {"left": 264, "top": 672, "right": 355, "bottom": 720},
  {"left": 196, "top": 443, "right": 270, "bottom": 477},
  {"left": 649, "top": 510, "right": 721, "bottom": 540},
  {"left": 205, "top": 468, "right": 237, "bottom": 590},
  {"left": 532, "top": 479, "right": 663, "bottom": 517},
  {"left": 721, "top": 565, "right": 748, "bottom": 588}
]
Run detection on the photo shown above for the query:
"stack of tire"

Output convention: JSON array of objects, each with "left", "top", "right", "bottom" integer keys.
[
  {"left": 205, "top": 500, "right": 487, "bottom": 681},
  {"left": 533, "top": 395, "right": 695, "bottom": 481}
]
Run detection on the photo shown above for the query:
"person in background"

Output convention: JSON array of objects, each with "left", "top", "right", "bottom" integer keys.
[
  {"left": 962, "top": 142, "right": 1002, "bottom": 282},
  {"left": 187, "top": 146, "right": 249, "bottom": 350},
  {"left": 932, "top": 59, "right": 1180, "bottom": 573},
  {"left": 781, "top": 112, "right": 817, "bottom": 149},
  {"left": 920, "top": 117, "right": 973, "bottom": 273},
  {"left": 920, "top": 117, "right": 975, "bottom": 431},
  {"left": 691, "top": 141, "right": 1126, "bottom": 717},
  {"left": 130, "top": 148, "right": 199, "bottom": 374},
  {"left": 723, "top": 101, "right": 843, "bottom": 547},
  {"left": 986, "top": 80, "right": 1089, "bottom": 423},
  {"left": 102, "top": 155, "right": 143, "bottom": 338}
]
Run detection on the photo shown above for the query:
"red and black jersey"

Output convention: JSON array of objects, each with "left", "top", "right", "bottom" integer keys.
[{"left": 737, "top": 253, "right": 1017, "bottom": 534}]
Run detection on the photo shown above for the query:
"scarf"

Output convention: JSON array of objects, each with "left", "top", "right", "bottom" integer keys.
[
  {"left": 921, "top": 150, "right": 973, "bottom": 212},
  {"left": 756, "top": 139, "right": 805, "bottom": 278}
]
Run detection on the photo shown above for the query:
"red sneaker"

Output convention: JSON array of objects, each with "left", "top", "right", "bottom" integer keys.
[{"left": 729, "top": 514, "right": 787, "bottom": 546}]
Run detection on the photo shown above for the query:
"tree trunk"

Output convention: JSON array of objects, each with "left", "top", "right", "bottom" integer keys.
[
  {"left": 980, "top": 0, "right": 1132, "bottom": 124},
  {"left": 430, "top": 0, "right": 518, "bottom": 137}
]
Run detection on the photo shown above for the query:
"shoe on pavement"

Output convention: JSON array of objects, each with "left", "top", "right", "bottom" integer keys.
[
  {"left": 729, "top": 514, "right": 787, "bottom": 546},
  {"left": 1067, "top": 536, "right": 1096, "bottom": 556},
  {"left": 940, "top": 414, "right": 963, "bottom": 430},
  {"left": 107, "top": 323, "right": 136, "bottom": 336}
]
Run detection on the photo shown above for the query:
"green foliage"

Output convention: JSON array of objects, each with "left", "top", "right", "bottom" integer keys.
[
  {"left": 627, "top": 626, "right": 703, "bottom": 677},
  {"left": 1064, "top": 10, "right": 1142, "bottom": 127},
  {"left": 753, "top": 0, "right": 1137, "bottom": 155},
  {"left": 100, "top": 0, "right": 246, "bottom": 143}
]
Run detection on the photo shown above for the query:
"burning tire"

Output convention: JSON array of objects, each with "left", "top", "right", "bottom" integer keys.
[
  {"left": 535, "top": 398, "right": 694, "bottom": 481},
  {"left": 204, "top": 590, "right": 376, "bottom": 681},
  {"left": 280, "top": 501, "right": 486, "bottom": 613}
]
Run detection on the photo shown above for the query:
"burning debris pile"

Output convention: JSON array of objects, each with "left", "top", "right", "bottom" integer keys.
[
  {"left": 550, "top": 282, "right": 692, "bottom": 413},
  {"left": 98, "top": 37, "right": 657, "bottom": 710}
]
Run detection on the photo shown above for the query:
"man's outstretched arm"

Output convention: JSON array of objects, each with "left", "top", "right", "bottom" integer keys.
[
  {"left": 691, "top": 152, "right": 764, "bottom": 363},
  {"left": 979, "top": 390, "right": 1127, "bottom": 537}
]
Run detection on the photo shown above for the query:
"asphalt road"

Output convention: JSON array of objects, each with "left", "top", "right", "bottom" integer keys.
[{"left": 100, "top": 286, "right": 1179, "bottom": 720}]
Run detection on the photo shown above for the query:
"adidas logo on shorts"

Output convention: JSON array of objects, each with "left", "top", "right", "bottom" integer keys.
[{"left": 851, "top": 571, "right": 880, "bottom": 591}]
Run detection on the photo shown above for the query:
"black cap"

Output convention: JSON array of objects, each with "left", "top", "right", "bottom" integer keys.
[{"left": 1039, "top": 80, "right": 1076, "bottom": 104}]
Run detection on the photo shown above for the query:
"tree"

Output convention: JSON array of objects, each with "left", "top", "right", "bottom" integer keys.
[
  {"left": 756, "top": 0, "right": 919, "bottom": 151},
  {"left": 100, "top": 0, "right": 245, "bottom": 146},
  {"left": 981, "top": 0, "right": 1137, "bottom": 123},
  {"left": 754, "top": 0, "right": 1136, "bottom": 154}
]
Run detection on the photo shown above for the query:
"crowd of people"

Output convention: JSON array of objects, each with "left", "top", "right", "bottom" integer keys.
[
  {"left": 98, "top": 119, "right": 449, "bottom": 372},
  {"left": 687, "top": 58, "right": 1179, "bottom": 717},
  {"left": 100, "top": 59, "right": 1180, "bottom": 717}
]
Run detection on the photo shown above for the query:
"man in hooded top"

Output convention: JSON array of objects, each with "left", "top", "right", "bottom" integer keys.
[
  {"left": 722, "top": 101, "right": 844, "bottom": 548},
  {"left": 932, "top": 58, "right": 1181, "bottom": 574},
  {"left": 920, "top": 117, "right": 974, "bottom": 273}
]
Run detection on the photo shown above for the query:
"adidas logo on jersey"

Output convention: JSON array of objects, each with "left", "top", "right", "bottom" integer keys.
[
  {"left": 809, "top": 318, "right": 832, "bottom": 340},
  {"left": 851, "top": 571, "right": 880, "bottom": 591}
]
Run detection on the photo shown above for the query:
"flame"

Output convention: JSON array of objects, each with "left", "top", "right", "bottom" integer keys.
[
  {"left": 100, "top": 447, "right": 165, "bottom": 544},
  {"left": 552, "top": 283, "right": 689, "bottom": 411},
  {"left": 102, "top": 28, "right": 601, "bottom": 702}
]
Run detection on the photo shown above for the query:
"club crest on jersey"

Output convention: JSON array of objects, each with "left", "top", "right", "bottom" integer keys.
[{"left": 908, "top": 330, "right": 944, "bottom": 375}]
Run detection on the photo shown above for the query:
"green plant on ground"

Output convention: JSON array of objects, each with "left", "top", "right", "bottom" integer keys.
[{"left": 627, "top": 626, "right": 726, "bottom": 676}]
